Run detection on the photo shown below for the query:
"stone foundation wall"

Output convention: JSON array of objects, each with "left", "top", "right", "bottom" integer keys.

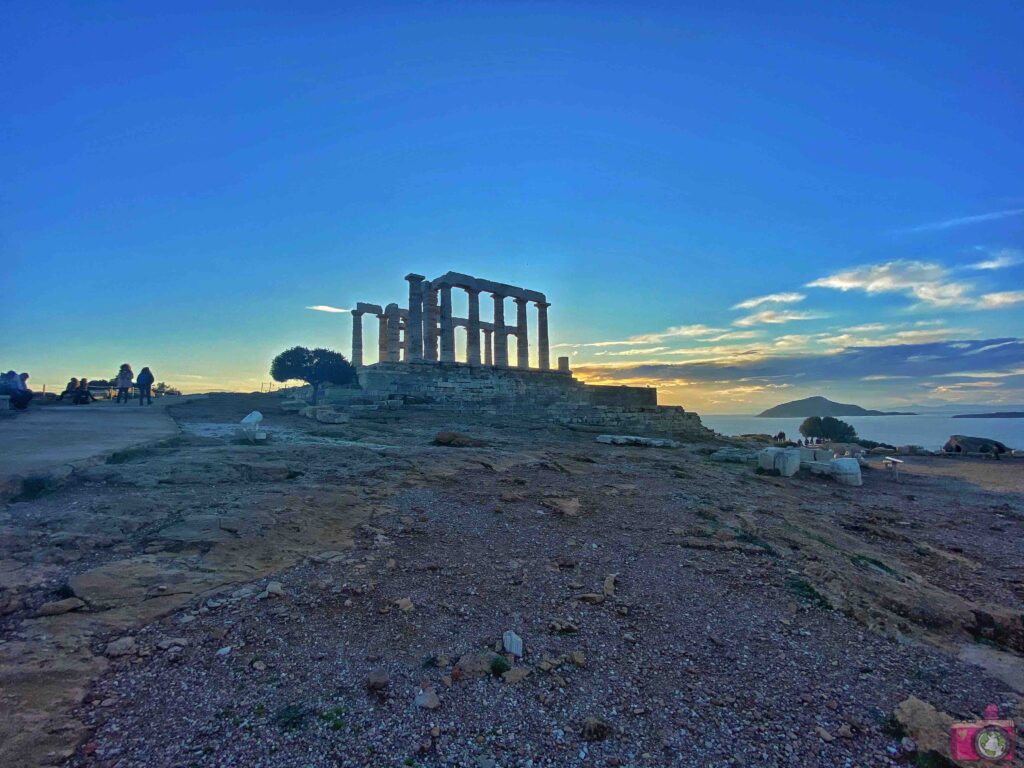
[
  {"left": 350, "top": 362, "right": 714, "bottom": 441},
  {"left": 358, "top": 362, "right": 584, "bottom": 412},
  {"left": 551, "top": 404, "right": 713, "bottom": 440},
  {"left": 583, "top": 385, "right": 657, "bottom": 408}
]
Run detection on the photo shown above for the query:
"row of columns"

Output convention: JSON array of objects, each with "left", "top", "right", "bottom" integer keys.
[
  {"left": 350, "top": 277, "right": 550, "bottom": 370},
  {"left": 422, "top": 281, "right": 549, "bottom": 371}
]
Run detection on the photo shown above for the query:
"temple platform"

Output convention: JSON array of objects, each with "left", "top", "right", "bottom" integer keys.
[
  {"left": 358, "top": 360, "right": 654, "bottom": 411},
  {"left": 320, "top": 362, "right": 712, "bottom": 440}
]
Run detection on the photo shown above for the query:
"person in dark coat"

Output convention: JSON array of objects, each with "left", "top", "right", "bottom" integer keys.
[
  {"left": 9, "top": 372, "right": 33, "bottom": 410},
  {"left": 136, "top": 367, "right": 155, "bottom": 405},
  {"left": 1, "top": 371, "right": 32, "bottom": 409}
]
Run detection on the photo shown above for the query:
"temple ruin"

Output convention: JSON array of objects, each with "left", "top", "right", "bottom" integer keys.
[
  {"left": 315, "top": 271, "right": 711, "bottom": 440},
  {"left": 350, "top": 272, "right": 556, "bottom": 371}
]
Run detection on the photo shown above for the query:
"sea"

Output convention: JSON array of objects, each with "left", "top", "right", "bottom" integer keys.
[{"left": 699, "top": 414, "right": 1024, "bottom": 451}]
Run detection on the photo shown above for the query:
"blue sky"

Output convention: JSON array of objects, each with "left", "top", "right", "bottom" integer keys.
[{"left": 2, "top": 2, "right": 1022, "bottom": 411}]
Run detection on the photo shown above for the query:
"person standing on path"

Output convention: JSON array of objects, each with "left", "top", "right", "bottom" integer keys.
[
  {"left": 115, "top": 364, "right": 133, "bottom": 403},
  {"left": 136, "top": 366, "right": 155, "bottom": 405}
]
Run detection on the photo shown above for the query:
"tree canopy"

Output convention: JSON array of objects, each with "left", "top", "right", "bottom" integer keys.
[
  {"left": 270, "top": 347, "right": 356, "bottom": 402},
  {"left": 798, "top": 415, "right": 858, "bottom": 442}
]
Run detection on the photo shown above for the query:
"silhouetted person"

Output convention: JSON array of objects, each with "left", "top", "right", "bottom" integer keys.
[
  {"left": 1, "top": 371, "right": 30, "bottom": 409},
  {"left": 136, "top": 367, "right": 154, "bottom": 405},
  {"left": 115, "top": 364, "right": 133, "bottom": 403},
  {"left": 73, "top": 378, "right": 96, "bottom": 404},
  {"left": 5, "top": 372, "right": 34, "bottom": 410},
  {"left": 58, "top": 377, "right": 79, "bottom": 401}
]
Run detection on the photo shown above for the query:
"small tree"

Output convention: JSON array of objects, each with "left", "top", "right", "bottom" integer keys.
[
  {"left": 798, "top": 416, "right": 823, "bottom": 439},
  {"left": 799, "top": 415, "right": 857, "bottom": 442},
  {"left": 270, "top": 346, "right": 356, "bottom": 403},
  {"left": 820, "top": 416, "right": 858, "bottom": 442}
]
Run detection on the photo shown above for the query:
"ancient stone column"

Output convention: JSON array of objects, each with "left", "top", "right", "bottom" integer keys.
[
  {"left": 483, "top": 328, "right": 493, "bottom": 366},
  {"left": 350, "top": 310, "right": 364, "bottom": 368},
  {"left": 385, "top": 303, "right": 401, "bottom": 362},
  {"left": 492, "top": 293, "right": 508, "bottom": 367},
  {"left": 423, "top": 284, "right": 438, "bottom": 362},
  {"left": 439, "top": 286, "right": 455, "bottom": 362},
  {"left": 466, "top": 288, "right": 481, "bottom": 366},
  {"left": 535, "top": 301, "right": 550, "bottom": 371},
  {"left": 558, "top": 356, "right": 570, "bottom": 372},
  {"left": 402, "top": 320, "right": 411, "bottom": 361},
  {"left": 515, "top": 297, "right": 530, "bottom": 369},
  {"left": 377, "top": 313, "right": 388, "bottom": 363},
  {"left": 405, "top": 274, "right": 425, "bottom": 361}
]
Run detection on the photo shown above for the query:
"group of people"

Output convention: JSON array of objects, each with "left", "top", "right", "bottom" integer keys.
[
  {"left": 57, "top": 378, "right": 97, "bottom": 404},
  {"left": 2, "top": 364, "right": 159, "bottom": 410},
  {"left": 112, "top": 364, "right": 156, "bottom": 405},
  {"left": 59, "top": 364, "right": 156, "bottom": 405},
  {"left": 1, "top": 371, "right": 33, "bottom": 410}
]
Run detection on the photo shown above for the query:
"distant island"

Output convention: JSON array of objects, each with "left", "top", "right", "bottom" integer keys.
[
  {"left": 952, "top": 412, "right": 1024, "bottom": 419},
  {"left": 757, "top": 395, "right": 916, "bottom": 418}
]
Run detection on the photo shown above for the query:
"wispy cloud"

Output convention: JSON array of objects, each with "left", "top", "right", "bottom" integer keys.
[
  {"left": 772, "top": 334, "right": 817, "bottom": 350},
  {"left": 699, "top": 330, "right": 762, "bottom": 342},
  {"left": 808, "top": 260, "right": 973, "bottom": 308},
  {"left": 731, "top": 292, "right": 805, "bottom": 310},
  {"left": 847, "top": 323, "right": 887, "bottom": 333},
  {"left": 557, "top": 324, "right": 726, "bottom": 348},
  {"left": 607, "top": 346, "right": 670, "bottom": 356},
  {"left": 935, "top": 367, "right": 1024, "bottom": 378},
  {"left": 623, "top": 324, "right": 727, "bottom": 344},
  {"left": 903, "top": 208, "right": 1024, "bottom": 233},
  {"left": 968, "top": 248, "right": 1023, "bottom": 271},
  {"left": 928, "top": 380, "right": 1004, "bottom": 396},
  {"left": 733, "top": 309, "right": 828, "bottom": 327},
  {"left": 978, "top": 291, "right": 1024, "bottom": 309},
  {"left": 816, "top": 327, "right": 978, "bottom": 349},
  {"left": 306, "top": 305, "right": 350, "bottom": 313}
]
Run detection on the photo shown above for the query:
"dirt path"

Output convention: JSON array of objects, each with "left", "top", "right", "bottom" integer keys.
[{"left": 0, "top": 398, "right": 184, "bottom": 500}]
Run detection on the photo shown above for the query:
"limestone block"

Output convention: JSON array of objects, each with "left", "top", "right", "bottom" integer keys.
[
  {"left": 831, "top": 458, "right": 862, "bottom": 486},
  {"left": 758, "top": 447, "right": 801, "bottom": 476},
  {"left": 710, "top": 448, "right": 757, "bottom": 463},
  {"left": 803, "top": 460, "right": 833, "bottom": 475},
  {"left": 596, "top": 435, "right": 681, "bottom": 448},
  {"left": 315, "top": 410, "right": 351, "bottom": 424}
]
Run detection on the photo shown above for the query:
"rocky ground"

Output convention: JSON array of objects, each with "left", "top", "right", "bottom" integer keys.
[{"left": 2, "top": 393, "right": 1022, "bottom": 767}]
